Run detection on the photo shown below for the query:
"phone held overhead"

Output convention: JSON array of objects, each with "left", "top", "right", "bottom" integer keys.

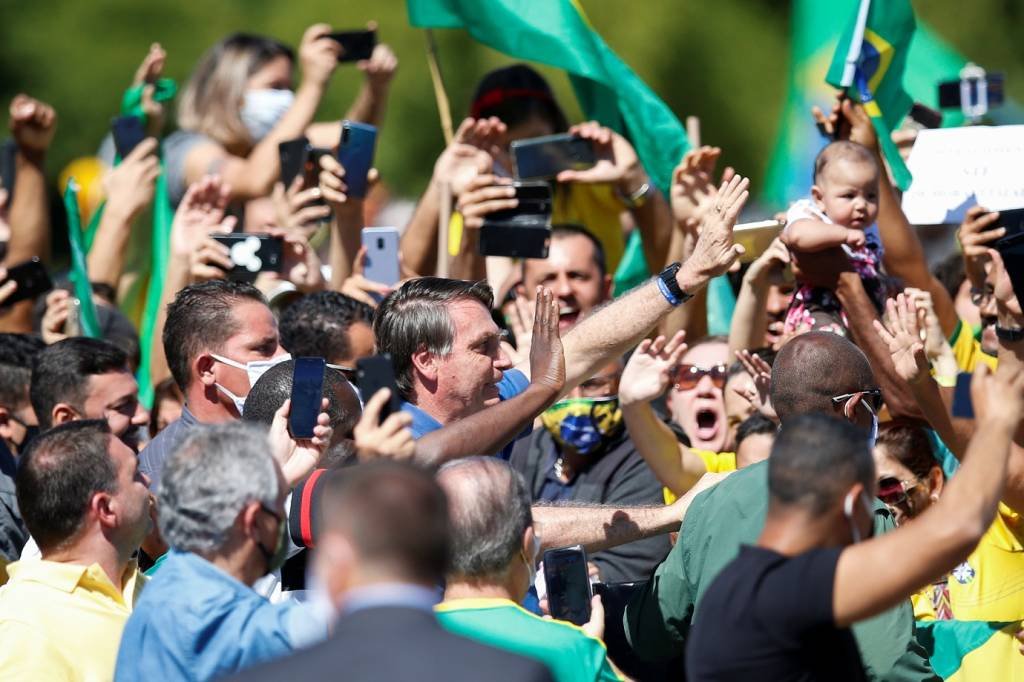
[
  {"left": 356, "top": 354, "right": 402, "bottom": 423},
  {"left": 337, "top": 121, "right": 377, "bottom": 199},
  {"left": 289, "top": 357, "right": 326, "bottom": 439},
  {"left": 479, "top": 181, "right": 553, "bottom": 261},
  {"left": 211, "top": 234, "right": 284, "bottom": 282}
]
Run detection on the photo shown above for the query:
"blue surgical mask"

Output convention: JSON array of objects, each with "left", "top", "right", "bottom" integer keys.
[{"left": 240, "top": 88, "right": 295, "bottom": 142}]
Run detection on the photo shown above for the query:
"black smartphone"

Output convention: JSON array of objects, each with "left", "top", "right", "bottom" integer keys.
[
  {"left": 951, "top": 372, "right": 974, "bottom": 420},
  {"left": 511, "top": 134, "right": 596, "bottom": 180},
  {"left": 480, "top": 221, "right": 551, "bottom": 260},
  {"left": 543, "top": 545, "right": 593, "bottom": 626},
  {"left": 279, "top": 137, "right": 310, "bottom": 187},
  {"left": 909, "top": 103, "right": 943, "bottom": 130},
  {"left": 996, "top": 231, "right": 1024, "bottom": 304},
  {"left": 111, "top": 115, "right": 147, "bottom": 159},
  {"left": 938, "top": 73, "right": 1004, "bottom": 110},
  {"left": 512, "top": 181, "right": 553, "bottom": 214},
  {"left": 337, "top": 121, "right": 377, "bottom": 199},
  {"left": 289, "top": 357, "right": 326, "bottom": 439},
  {"left": 991, "top": 207, "right": 1024, "bottom": 238},
  {"left": 327, "top": 29, "right": 377, "bottom": 62},
  {"left": 211, "top": 233, "right": 284, "bottom": 282},
  {"left": 356, "top": 354, "right": 402, "bottom": 423},
  {"left": 0, "top": 138, "right": 16, "bottom": 198},
  {"left": 1, "top": 257, "right": 53, "bottom": 306}
]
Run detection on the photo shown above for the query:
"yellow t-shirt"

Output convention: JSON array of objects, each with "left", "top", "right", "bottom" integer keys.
[
  {"left": 663, "top": 450, "right": 738, "bottom": 505},
  {"left": 949, "top": 319, "right": 998, "bottom": 372},
  {"left": 0, "top": 559, "right": 146, "bottom": 680}
]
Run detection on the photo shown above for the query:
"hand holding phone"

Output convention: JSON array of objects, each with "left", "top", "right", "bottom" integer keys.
[
  {"left": 337, "top": 121, "right": 377, "bottom": 199},
  {"left": 327, "top": 29, "right": 377, "bottom": 62},
  {"left": 356, "top": 355, "right": 402, "bottom": 424},
  {"left": 289, "top": 358, "right": 327, "bottom": 439},
  {"left": 361, "top": 227, "right": 401, "bottom": 293},
  {"left": 543, "top": 545, "right": 593, "bottom": 626},
  {"left": 512, "top": 134, "right": 596, "bottom": 181},
  {"left": 111, "top": 116, "right": 147, "bottom": 159},
  {"left": 211, "top": 234, "right": 284, "bottom": 282},
  {"left": 0, "top": 257, "right": 53, "bottom": 307}
]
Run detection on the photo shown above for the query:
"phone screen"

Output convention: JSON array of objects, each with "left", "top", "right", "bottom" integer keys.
[
  {"left": 111, "top": 116, "right": 146, "bottom": 159},
  {"left": 511, "top": 134, "right": 596, "bottom": 180},
  {"left": 356, "top": 354, "right": 402, "bottom": 423},
  {"left": 328, "top": 30, "right": 377, "bottom": 62},
  {"left": 278, "top": 137, "right": 310, "bottom": 187},
  {"left": 289, "top": 357, "right": 326, "bottom": 439},
  {"left": 951, "top": 372, "right": 974, "bottom": 420},
  {"left": 337, "top": 122, "right": 377, "bottom": 199},
  {"left": 211, "top": 234, "right": 284, "bottom": 282},
  {"left": 543, "top": 545, "right": 592, "bottom": 626}
]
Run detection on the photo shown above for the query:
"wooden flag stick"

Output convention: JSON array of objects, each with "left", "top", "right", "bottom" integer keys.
[
  {"left": 423, "top": 28, "right": 455, "bottom": 276},
  {"left": 686, "top": 115, "right": 701, "bottom": 148}
]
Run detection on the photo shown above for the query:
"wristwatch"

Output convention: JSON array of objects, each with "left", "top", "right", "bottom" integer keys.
[
  {"left": 657, "top": 262, "right": 693, "bottom": 307},
  {"left": 996, "top": 325, "right": 1024, "bottom": 342}
]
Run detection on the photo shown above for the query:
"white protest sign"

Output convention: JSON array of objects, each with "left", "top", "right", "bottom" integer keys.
[{"left": 901, "top": 125, "right": 1024, "bottom": 225}]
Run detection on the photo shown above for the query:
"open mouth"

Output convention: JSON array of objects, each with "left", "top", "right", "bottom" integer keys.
[
  {"left": 696, "top": 409, "right": 720, "bottom": 441},
  {"left": 558, "top": 305, "right": 580, "bottom": 329}
]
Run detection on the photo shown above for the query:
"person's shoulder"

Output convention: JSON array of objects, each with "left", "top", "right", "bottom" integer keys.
[{"left": 498, "top": 368, "right": 530, "bottom": 399}]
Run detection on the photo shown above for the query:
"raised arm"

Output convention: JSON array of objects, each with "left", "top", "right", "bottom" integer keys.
[
  {"left": 833, "top": 358, "right": 1024, "bottom": 628},
  {"left": 783, "top": 218, "right": 863, "bottom": 252},
  {"left": 729, "top": 237, "right": 790, "bottom": 355},
  {"left": 520, "top": 175, "right": 751, "bottom": 393}
]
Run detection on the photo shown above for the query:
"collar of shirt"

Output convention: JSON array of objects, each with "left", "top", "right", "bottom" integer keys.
[
  {"left": 341, "top": 582, "right": 441, "bottom": 616},
  {"left": 178, "top": 404, "right": 199, "bottom": 427},
  {"left": 161, "top": 549, "right": 255, "bottom": 597},
  {"left": 5, "top": 558, "right": 142, "bottom": 607},
  {"left": 400, "top": 400, "right": 443, "bottom": 438}
]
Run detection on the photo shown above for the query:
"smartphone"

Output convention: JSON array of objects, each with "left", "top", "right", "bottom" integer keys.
[
  {"left": 289, "top": 357, "right": 326, "bottom": 439},
  {"left": 211, "top": 234, "right": 284, "bottom": 282},
  {"left": 992, "top": 207, "right": 1024, "bottom": 239},
  {"left": 0, "top": 257, "right": 53, "bottom": 306},
  {"left": 734, "top": 219, "right": 785, "bottom": 263},
  {"left": 279, "top": 137, "right": 310, "bottom": 187},
  {"left": 512, "top": 181, "right": 553, "bottom": 214},
  {"left": 543, "top": 545, "right": 593, "bottom": 626},
  {"left": 996, "top": 231, "right": 1024, "bottom": 305},
  {"left": 480, "top": 222, "right": 551, "bottom": 260},
  {"left": 938, "top": 73, "right": 1004, "bottom": 110},
  {"left": 337, "top": 121, "right": 377, "bottom": 199},
  {"left": 361, "top": 227, "right": 400, "bottom": 294},
  {"left": 111, "top": 116, "right": 147, "bottom": 159},
  {"left": 512, "top": 134, "right": 596, "bottom": 180},
  {"left": 951, "top": 372, "right": 974, "bottom": 420},
  {"left": 356, "top": 354, "right": 402, "bottom": 423},
  {"left": 327, "top": 29, "right": 377, "bottom": 62},
  {"left": 908, "top": 103, "right": 943, "bottom": 130},
  {"left": 0, "top": 138, "right": 15, "bottom": 198}
]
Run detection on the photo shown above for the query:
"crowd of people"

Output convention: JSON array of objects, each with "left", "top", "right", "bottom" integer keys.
[{"left": 0, "top": 18, "right": 1022, "bottom": 682}]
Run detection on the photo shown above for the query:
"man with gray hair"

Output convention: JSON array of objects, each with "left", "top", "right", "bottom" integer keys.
[
  {"left": 114, "top": 422, "right": 329, "bottom": 682},
  {"left": 435, "top": 457, "right": 619, "bottom": 682}
]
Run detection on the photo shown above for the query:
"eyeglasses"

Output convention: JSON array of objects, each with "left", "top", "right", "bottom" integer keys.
[
  {"left": 970, "top": 286, "right": 994, "bottom": 306},
  {"left": 672, "top": 364, "right": 727, "bottom": 391},
  {"left": 877, "top": 476, "right": 920, "bottom": 506},
  {"left": 831, "top": 389, "right": 883, "bottom": 412}
]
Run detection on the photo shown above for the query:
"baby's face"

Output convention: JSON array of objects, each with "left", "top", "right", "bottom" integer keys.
[{"left": 814, "top": 158, "right": 880, "bottom": 230}]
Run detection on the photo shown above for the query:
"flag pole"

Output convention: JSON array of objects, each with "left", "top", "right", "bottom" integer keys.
[
  {"left": 840, "top": 0, "right": 872, "bottom": 87},
  {"left": 423, "top": 28, "right": 454, "bottom": 276}
]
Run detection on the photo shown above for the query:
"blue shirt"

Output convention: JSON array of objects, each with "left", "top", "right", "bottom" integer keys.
[
  {"left": 401, "top": 368, "right": 531, "bottom": 460},
  {"left": 138, "top": 405, "right": 199, "bottom": 492},
  {"left": 114, "top": 550, "right": 327, "bottom": 682}
]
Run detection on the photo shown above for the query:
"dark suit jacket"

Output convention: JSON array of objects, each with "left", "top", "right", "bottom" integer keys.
[{"left": 233, "top": 605, "right": 555, "bottom": 682}]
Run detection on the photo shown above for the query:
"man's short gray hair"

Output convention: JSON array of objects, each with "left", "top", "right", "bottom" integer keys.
[
  {"left": 437, "top": 457, "right": 532, "bottom": 579},
  {"left": 158, "top": 421, "right": 279, "bottom": 555},
  {"left": 373, "top": 277, "right": 494, "bottom": 397}
]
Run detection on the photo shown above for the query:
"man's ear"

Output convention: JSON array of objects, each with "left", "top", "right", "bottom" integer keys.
[
  {"left": 92, "top": 491, "right": 117, "bottom": 531},
  {"left": 238, "top": 500, "right": 262, "bottom": 543},
  {"left": 521, "top": 526, "right": 537, "bottom": 565},
  {"left": 52, "top": 403, "right": 80, "bottom": 427},
  {"left": 410, "top": 345, "right": 439, "bottom": 384},
  {"left": 196, "top": 353, "right": 218, "bottom": 388}
]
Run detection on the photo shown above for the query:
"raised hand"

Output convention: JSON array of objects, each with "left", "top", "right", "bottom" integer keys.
[
  {"left": 873, "top": 293, "right": 930, "bottom": 385},
  {"left": 620, "top": 332, "right": 688, "bottom": 406},
  {"left": 272, "top": 175, "right": 330, "bottom": 232},
  {"left": 9, "top": 94, "right": 57, "bottom": 153},
  {"left": 734, "top": 350, "right": 777, "bottom": 420},
  {"left": 678, "top": 174, "right": 750, "bottom": 289},
  {"left": 812, "top": 95, "right": 876, "bottom": 149},
  {"left": 170, "top": 175, "right": 235, "bottom": 261},
  {"left": 433, "top": 118, "right": 502, "bottom": 197},
  {"left": 40, "top": 289, "right": 71, "bottom": 344},
  {"left": 272, "top": 229, "right": 325, "bottom": 293},
  {"left": 904, "top": 287, "right": 953, "bottom": 367},
  {"left": 670, "top": 146, "right": 734, "bottom": 228},
  {"left": 744, "top": 237, "right": 791, "bottom": 287},
  {"left": 456, "top": 174, "right": 516, "bottom": 230},
  {"left": 529, "top": 287, "right": 565, "bottom": 393},
  {"left": 339, "top": 246, "right": 393, "bottom": 306},
  {"left": 353, "top": 388, "right": 416, "bottom": 461},
  {"left": 358, "top": 41, "right": 399, "bottom": 94},
  {"left": 131, "top": 43, "right": 168, "bottom": 136},
  {"left": 958, "top": 206, "right": 1003, "bottom": 286},
  {"left": 301, "top": 24, "right": 341, "bottom": 89},
  {"left": 103, "top": 137, "right": 160, "bottom": 222},
  {"left": 268, "top": 397, "right": 334, "bottom": 487},
  {"left": 556, "top": 121, "right": 643, "bottom": 193},
  {"left": 988, "top": 248, "right": 1024, "bottom": 323}
]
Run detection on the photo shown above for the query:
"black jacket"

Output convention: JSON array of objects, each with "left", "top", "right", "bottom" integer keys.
[
  {"left": 510, "top": 428, "right": 671, "bottom": 583},
  {"left": 234, "top": 606, "right": 555, "bottom": 682}
]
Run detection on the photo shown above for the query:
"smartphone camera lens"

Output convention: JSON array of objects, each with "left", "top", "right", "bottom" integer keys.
[{"left": 377, "top": 238, "right": 385, "bottom": 249}]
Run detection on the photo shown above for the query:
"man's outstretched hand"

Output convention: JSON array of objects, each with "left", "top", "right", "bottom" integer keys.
[
  {"left": 529, "top": 287, "right": 565, "bottom": 394},
  {"left": 677, "top": 174, "right": 750, "bottom": 292}
]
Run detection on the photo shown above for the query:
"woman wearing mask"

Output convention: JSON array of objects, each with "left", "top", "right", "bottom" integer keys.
[
  {"left": 165, "top": 24, "right": 396, "bottom": 207},
  {"left": 874, "top": 423, "right": 1024, "bottom": 680}
]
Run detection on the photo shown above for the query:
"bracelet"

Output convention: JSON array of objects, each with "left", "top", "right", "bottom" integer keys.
[
  {"left": 996, "top": 325, "right": 1024, "bottom": 342},
  {"left": 619, "top": 180, "right": 653, "bottom": 209}
]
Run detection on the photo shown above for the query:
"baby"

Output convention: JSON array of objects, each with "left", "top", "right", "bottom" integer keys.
[{"left": 782, "top": 140, "right": 886, "bottom": 336}]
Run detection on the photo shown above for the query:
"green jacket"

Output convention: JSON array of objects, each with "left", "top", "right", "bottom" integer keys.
[{"left": 624, "top": 460, "right": 939, "bottom": 682}]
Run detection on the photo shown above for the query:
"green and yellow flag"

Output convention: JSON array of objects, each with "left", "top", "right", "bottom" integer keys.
[
  {"left": 63, "top": 181, "right": 102, "bottom": 338},
  {"left": 826, "top": 0, "right": 916, "bottom": 190}
]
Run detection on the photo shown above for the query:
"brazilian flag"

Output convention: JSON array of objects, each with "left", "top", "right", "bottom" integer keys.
[
  {"left": 826, "top": 0, "right": 916, "bottom": 190},
  {"left": 407, "top": 0, "right": 736, "bottom": 334}
]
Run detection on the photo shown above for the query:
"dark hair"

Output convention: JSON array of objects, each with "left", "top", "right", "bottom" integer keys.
[
  {"left": 876, "top": 422, "right": 938, "bottom": 480},
  {"left": 374, "top": 278, "right": 494, "bottom": 397},
  {"left": 768, "top": 413, "right": 875, "bottom": 515},
  {"left": 243, "top": 360, "right": 361, "bottom": 438},
  {"left": 319, "top": 461, "right": 451, "bottom": 584},
  {"left": 933, "top": 253, "right": 967, "bottom": 301},
  {"left": 735, "top": 412, "right": 777, "bottom": 449},
  {"left": 163, "top": 280, "right": 267, "bottom": 391},
  {"left": 470, "top": 64, "right": 569, "bottom": 133},
  {"left": 813, "top": 140, "right": 879, "bottom": 185},
  {"left": 279, "top": 292, "right": 374, "bottom": 365},
  {"left": 150, "top": 378, "right": 185, "bottom": 438},
  {"left": 17, "top": 420, "right": 114, "bottom": 552},
  {"left": 770, "top": 332, "right": 876, "bottom": 423},
  {"left": 30, "top": 337, "right": 129, "bottom": 430},
  {"left": 0, "top": 333, "right": 46, "bottom": 410}
]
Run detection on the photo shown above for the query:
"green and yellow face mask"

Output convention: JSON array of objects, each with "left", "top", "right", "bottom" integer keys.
[{"left": 540, "top": 396, "right": 623, "bottom": 455}]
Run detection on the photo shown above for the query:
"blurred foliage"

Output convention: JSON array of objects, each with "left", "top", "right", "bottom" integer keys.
[{"left": 0, "top": 0, "right": 1021, "bottom": 202}]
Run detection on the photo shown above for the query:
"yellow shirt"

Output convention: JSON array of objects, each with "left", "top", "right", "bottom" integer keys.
[
  {"left": 949, "top": 319, "right": 998, "bottom": 372},
  {"left": 552, "top": 183, "right": 628, "bottom": 272},
  {"left": 663, "top": 450, "right": 738, "bottom": 504},
  {"left": 0, "top": 559, "right": 146, "bottom": 681}
]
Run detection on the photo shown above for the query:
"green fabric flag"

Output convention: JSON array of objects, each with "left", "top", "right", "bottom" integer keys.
[
  {"left": 825, "top": 0, "right": 916, "bottom": 190},
  {"left": 63, "top": 180, "right": 102, "bottom": 338},
  {"left": 407, "top": 0, "right": 736, "bottom": 332}
]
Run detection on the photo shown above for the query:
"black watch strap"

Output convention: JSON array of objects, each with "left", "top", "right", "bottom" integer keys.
[
  {"left": 658, "top": 262, "right": 693, "bottom": 306},
  {"left": 996, "top": 325, "right": 1024, "bottom": 342}
]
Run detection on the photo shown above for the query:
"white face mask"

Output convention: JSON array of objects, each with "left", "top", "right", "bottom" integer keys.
[
  {"left": 210, "top": 352, "right": 291, "bottom": 415},
  {"left": 240, "top": 88, "right": 295, "bottom": 142}
]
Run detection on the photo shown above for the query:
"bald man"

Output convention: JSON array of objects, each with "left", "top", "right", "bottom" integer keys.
[{"left": 624, "top": 332, "right": 936, "bottom": 681}]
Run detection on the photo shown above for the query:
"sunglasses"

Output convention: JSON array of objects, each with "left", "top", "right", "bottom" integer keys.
[
  {"left": 672, "top": 364, "right": 727, "bottom": 391},
  {"left": 831, "top": 389, "right": 883, "bottom": 412},
  {"left": 877, "top": 476, "right": 920, "bottom": 506}
]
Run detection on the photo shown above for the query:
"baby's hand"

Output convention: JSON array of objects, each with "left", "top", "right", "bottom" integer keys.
[{"left": 845, "top": 229, "right": 866, "bottom": 249}]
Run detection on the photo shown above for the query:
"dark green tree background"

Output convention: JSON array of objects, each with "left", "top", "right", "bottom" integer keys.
[{"left": 0, "top": 0, "right": 1020, "bottom": 200}]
